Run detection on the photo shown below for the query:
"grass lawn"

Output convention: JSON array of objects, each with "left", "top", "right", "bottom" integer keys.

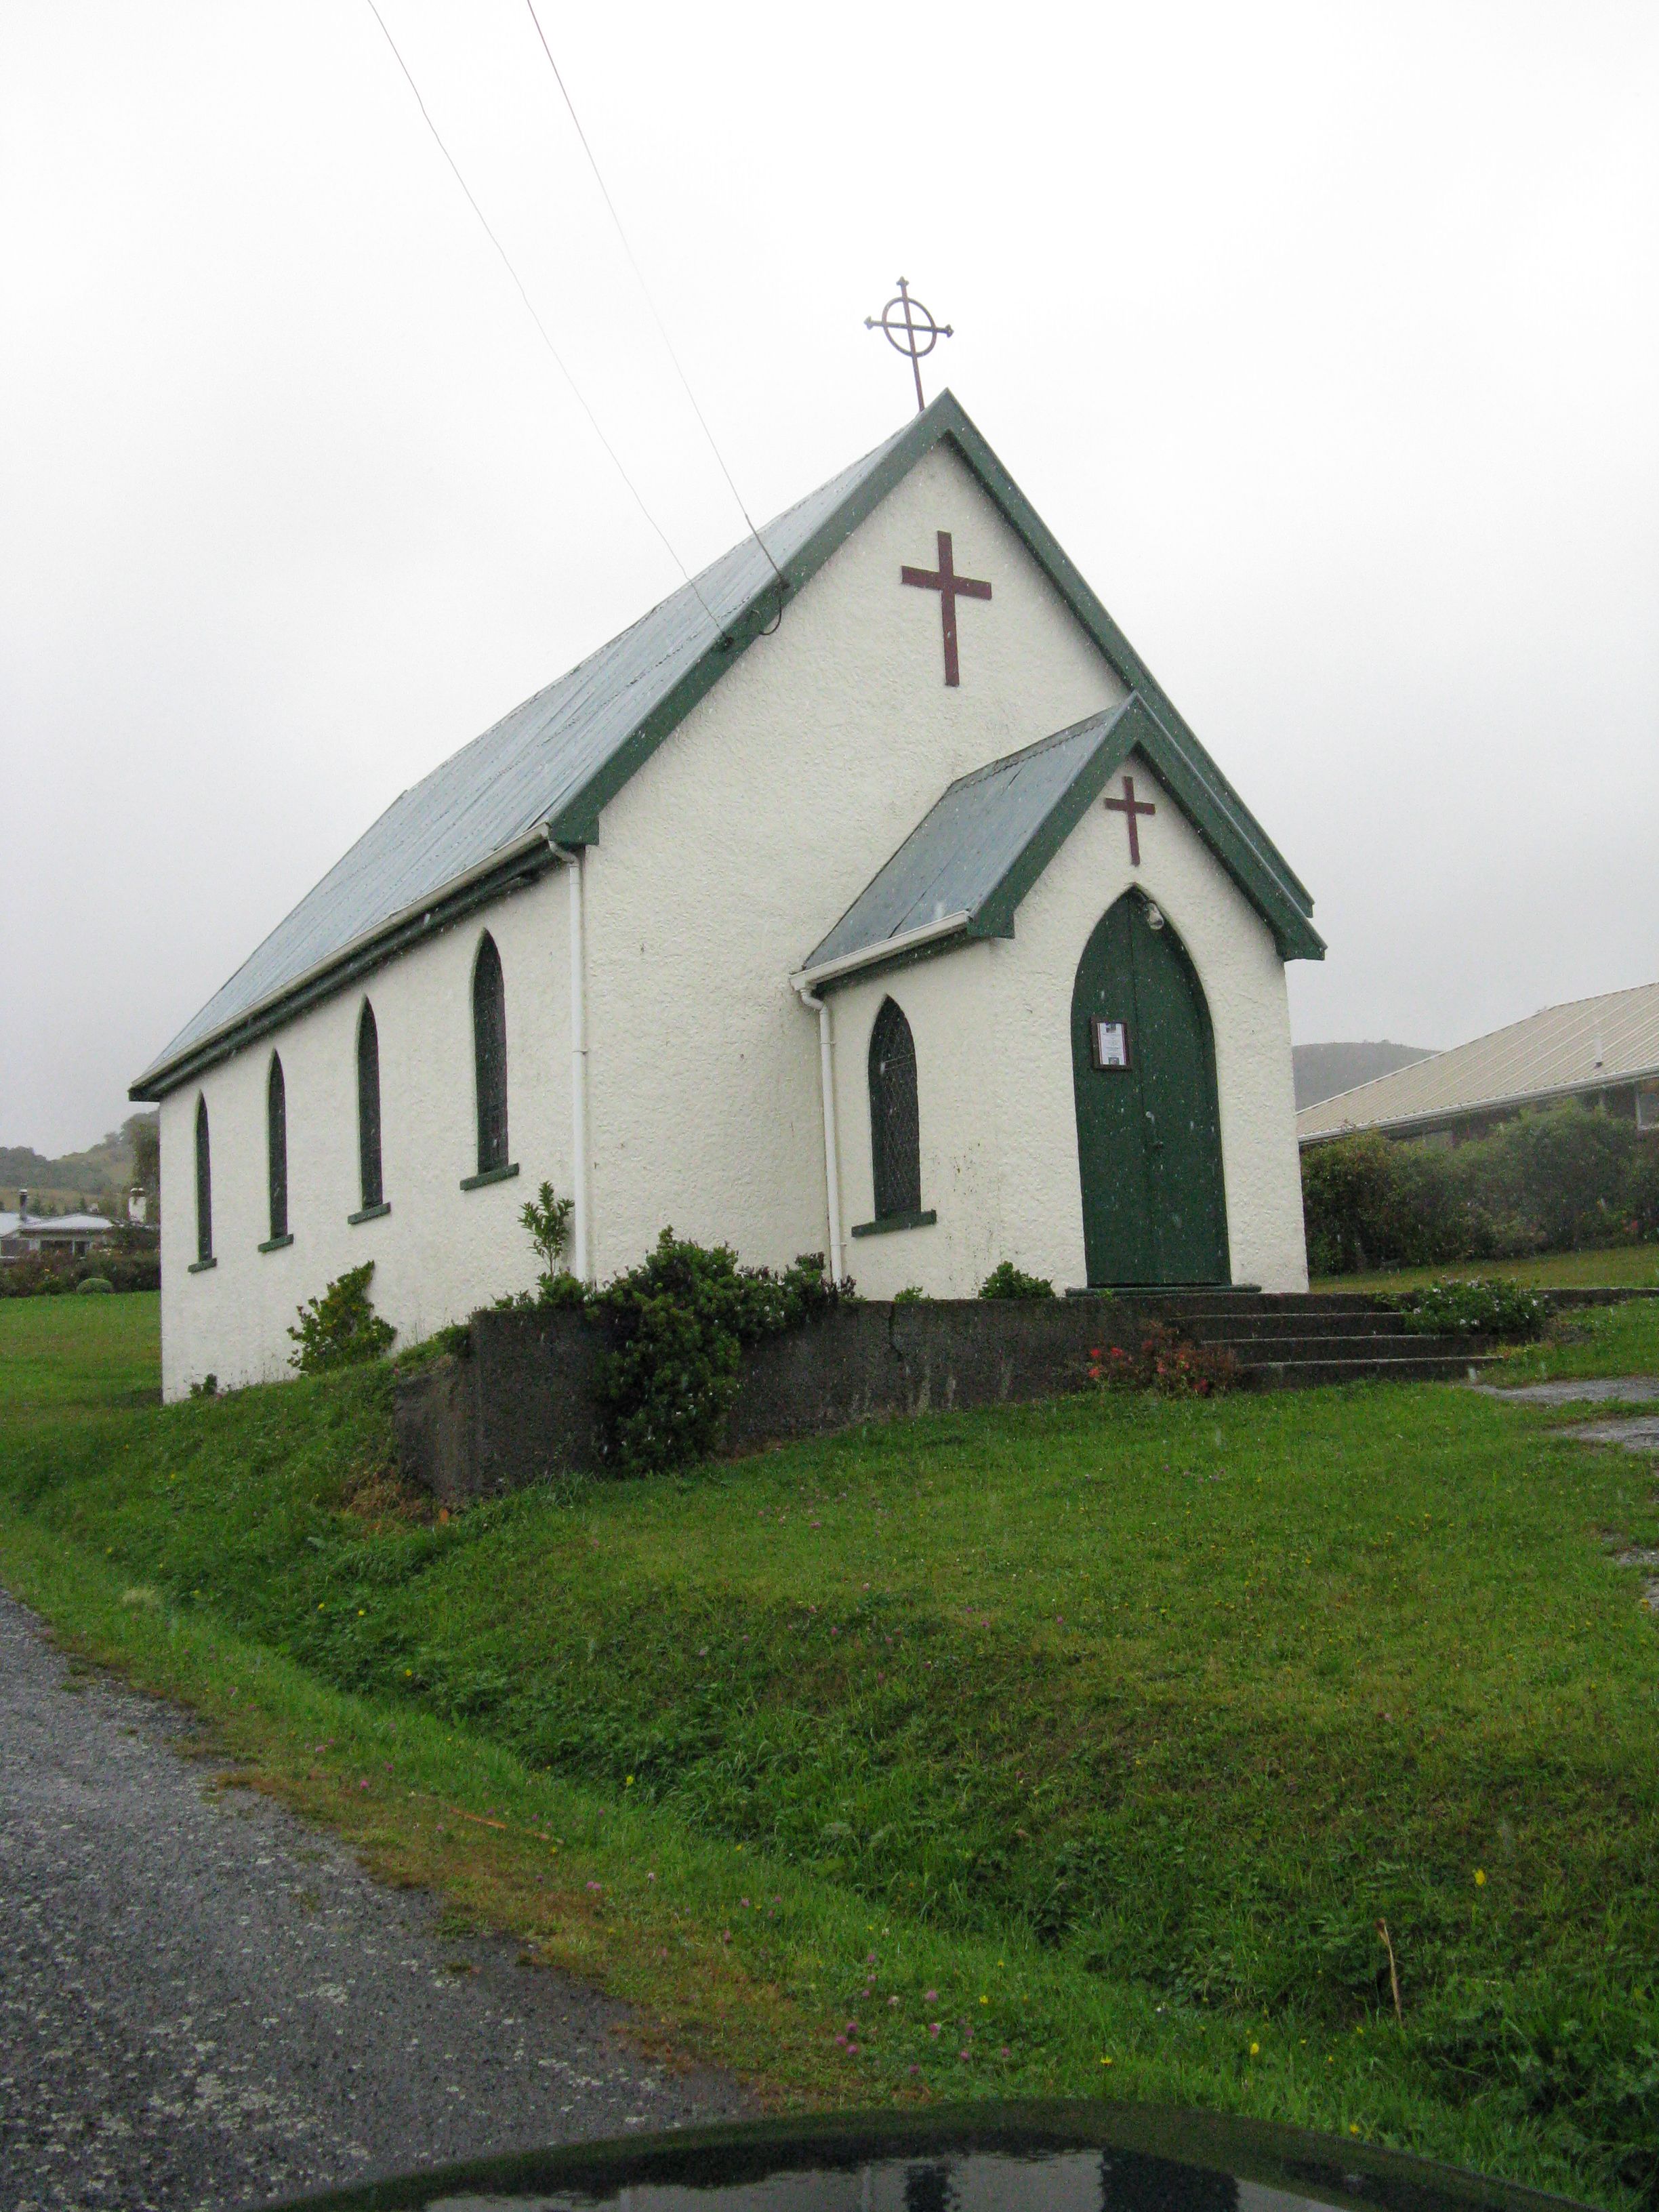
[
  {"left": 1315, "top": 1245, "right": 1659, "bottom": 1295},
  {"left": 3, "top": 1292, "right": 1659, "bottom": 2206}
]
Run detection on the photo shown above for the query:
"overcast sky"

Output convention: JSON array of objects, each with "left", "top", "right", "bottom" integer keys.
[{"left": 5, "top": 0, "right": 1656, "bottom": 1153}]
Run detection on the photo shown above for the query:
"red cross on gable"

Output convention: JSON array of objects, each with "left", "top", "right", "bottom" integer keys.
[
  {"left": 1104, "top": 773, "right": 1156, "bottom": 865},
  {"left": 901, "top": 531, "right": 991, "bottom": 687}
]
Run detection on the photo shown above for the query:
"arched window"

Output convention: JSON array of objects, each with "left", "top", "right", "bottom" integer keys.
[
  {"left": 472, "top": 933, "right": 509, "bottom": 1174},
  {"left": 266, "top": 1054, "right": 289, "bottom": 1244},
  {"left": 194, "top": 1095, "right": 213, "bottom": 1265},
  {"left": 868, "top": 998, "right": 921, "bottom": 1219},
  {"left": 356, "top": 1002, "right": 384, "bottom": 1210}
]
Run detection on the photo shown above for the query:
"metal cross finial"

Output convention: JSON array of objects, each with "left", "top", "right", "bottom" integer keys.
[{"left": 865, "top": 277, "right": 952, "bottom": 414}]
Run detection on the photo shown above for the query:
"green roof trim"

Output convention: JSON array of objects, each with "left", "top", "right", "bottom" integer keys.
[
  {"left": 802, "top": 695, "right": 1323, "bottom": 986},
  {"left": 134, "top": 391, "right": 1317, "bottom": 1100},
  {"left": 539, "top": 388, "right": 1319, "bottom": 937}
]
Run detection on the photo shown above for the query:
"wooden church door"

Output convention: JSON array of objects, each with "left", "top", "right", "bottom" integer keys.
[{"left": 1070, "top": 892, "right": 1230, "bottom": 1286}]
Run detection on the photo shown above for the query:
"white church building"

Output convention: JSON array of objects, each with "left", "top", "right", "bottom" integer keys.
[{"left": 134, "top": 394, "right": 1324, "bottom": 1400}]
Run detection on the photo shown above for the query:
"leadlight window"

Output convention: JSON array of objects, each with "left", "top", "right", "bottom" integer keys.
[
  {"left": 357, "top": 1001, "right": 384, "bottom": 1208},
  {"left": 266, "top": 1054, "right": 288, "bottom": 1242},
  {"left": 472, "top": 933, "right": 509, "bottom": 1174},
  {"left": 868, "top": 997, "right": 922, "bottom": 1219},
  {"left": 194, "top": 1096, "right": 213, "bottom": 1263}
]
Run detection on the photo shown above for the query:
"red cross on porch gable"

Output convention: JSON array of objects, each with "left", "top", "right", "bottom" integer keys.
[
  {"left": 1104, "top": 773, "right": 1156, "bottom": 865},
  {"left": 901, "top": 531, "right": 991, "bottom": 687}
]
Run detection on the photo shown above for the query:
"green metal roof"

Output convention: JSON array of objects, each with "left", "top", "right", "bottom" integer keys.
[
  {"left": 133, "top": 390, "right": 1319, "bottom": 1101},
  {"left": 801, "top": 695, "right": 1323, "bottom": 984}
]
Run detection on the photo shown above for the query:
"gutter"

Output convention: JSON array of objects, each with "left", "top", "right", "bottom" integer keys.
[
  {"left": 790, "top": 909, "right": 972, "bottom": 994},
  {"left": 129, "top": 826, "right": 559, "bottom": 1102}
]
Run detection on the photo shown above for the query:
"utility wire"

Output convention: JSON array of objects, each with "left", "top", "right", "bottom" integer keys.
[
  {"left": 361, "top": 0, "right": 724, "bottom": 626},
  {"left": 520, "top": 0, "right": 788, "bottom": 597}
]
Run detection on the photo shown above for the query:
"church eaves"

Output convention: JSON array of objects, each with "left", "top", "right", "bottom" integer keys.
[{"left": 132, "top": 393, "right": 1321, "bottom": 1101}]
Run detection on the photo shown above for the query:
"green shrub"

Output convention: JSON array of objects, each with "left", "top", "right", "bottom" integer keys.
[
  {"left": 287, "top": 1262, "right": 396, "bottom": 1375},
  {"left": 1305, "top": 1102, "right": 1659, "bottom": 1276},
  {"left": 392, "top": 1321, "right": 472, "bottom": 1374},
  {"left": 1087, "top": 1320, "right": 1244, "bottom": 1397},
  {"left": 979, "top": 1261, "right": 1056, "bottom": 1300},
  {"left": 0, "top": 1250, "right": 159, "bottom": 1297},
  {"left": 1390, "top": 1277, "right": 1548, "bottom": 1340},
  {"left": 75, "top": 1275, "right": 113, "bottom": 1294},
  {"left": 891, "top": 1285, "right": 926, "bottom": 1305},
  {"left": 590, "top": 1235, "right": 852, "bottom": 1475}
]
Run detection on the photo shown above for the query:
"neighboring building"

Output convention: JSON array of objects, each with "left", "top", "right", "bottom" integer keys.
[
  {"left": 0, "top": 1199, "right": 117, "bottom": 1261},
  {"left": 131, "top": 392, "right": 1324, "bottom": 1401},
  {"left": 1297, "top": 981, "right": 1659, "bottom": 1149}
]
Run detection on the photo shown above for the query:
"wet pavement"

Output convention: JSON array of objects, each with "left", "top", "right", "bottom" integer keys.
[{"left": 0, "top": 1588, "right": 753, "bottom": 2212}]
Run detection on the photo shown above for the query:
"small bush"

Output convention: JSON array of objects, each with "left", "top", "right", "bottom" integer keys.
[
  {"left": 0, "top": 1250, "right": 159, "bottom": 1297},
  {"left": 980, "top": 1261, "right": 1056, "bottom": 1300},
  {"left": 892, "top": 1285, "right": 926, "bottom": 1305},
  {"left": 1303, "top": 1104, "right": 1659, "bottom": 1276},
  {"left": 520, "top": 1180, "right": 575, "bottom": 1290},
  {"left": 591, "top": 1234, "right": 854, "bottom": 1475},
  {"left": 1390, "top": 1277, "right": 1548, "bottom": 1340},
  {"left": 75, "top": 1275, "right": 113, "bottom": 1294},
  {"left": 1089, "top": 1320, "right": 1244, "bottom": 1398},
  {"left": 287, "top": 1262, "right": 396, "bottom": 1375}
]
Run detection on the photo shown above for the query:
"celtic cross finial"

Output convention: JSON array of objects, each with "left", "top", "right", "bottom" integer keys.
[{"left": 864, "top": 277, "right": 952, "bottom": 414}]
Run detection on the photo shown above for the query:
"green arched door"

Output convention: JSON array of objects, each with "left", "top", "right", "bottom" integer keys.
[{"left": 1071, "top": 893, "right": 1229, "bottom": 1286}]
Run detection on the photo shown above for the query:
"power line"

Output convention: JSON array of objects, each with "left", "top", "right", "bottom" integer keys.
[
  {"left": 519, "top": 0, "right": 787, "bottom": 598},
  {"left": 361, "top": 0, "right": 722, "bottom": 623}
]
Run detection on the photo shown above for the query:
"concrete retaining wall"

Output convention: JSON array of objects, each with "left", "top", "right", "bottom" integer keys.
[{"left": 394, "top": 1296, "right": 1155, "bottom": 1505}]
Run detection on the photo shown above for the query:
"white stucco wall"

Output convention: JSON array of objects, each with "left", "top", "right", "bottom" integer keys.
[
  {"left": 156, "top": 436, "right": 1307, "bottom": 1394},
  {"left": 158, "top": 873, "right": 570, "bottom": 1398},
  {"left": 824, "top": 752, "right": 1309, "bottom": 1298},
  {"left": 575, "top": 442, "right": 1128, "bottom": 1277}
]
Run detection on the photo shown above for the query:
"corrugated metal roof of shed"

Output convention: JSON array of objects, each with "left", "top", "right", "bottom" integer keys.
[
  {"left": 134, "top": 424, "right": 912, "bottom": 1090},
  {"left": 1296, "top": 979, "right": 1659, "bottom": 1141},
  {"left": 805, "top": 713, "right": 1116, "bottom": 971}
]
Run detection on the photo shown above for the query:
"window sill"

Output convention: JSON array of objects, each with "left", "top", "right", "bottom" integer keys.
[
  {"left": 348, "top": 1202, "right": 390, "bottom": 1225},
  {"left": 187, "top": 1256, "right": 217, "bottom": 1274},
  {"left": 258, "top": 1233, "right": 294, "bottom": 1253},
  {"left": 851, "top": 1208, "right": 937, "bottom": 1239},
  {"left": 460, "top": 1162, "right": 520, "bottom": 1192}
]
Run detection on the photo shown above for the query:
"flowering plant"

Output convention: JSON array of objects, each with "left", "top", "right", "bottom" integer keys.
[{"left": 1087, "top": 1320, "right": 1242, "bottom": 1399}]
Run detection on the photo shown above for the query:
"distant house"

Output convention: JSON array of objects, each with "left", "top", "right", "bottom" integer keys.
[
  {"left": 1297, "top": 981, "right": 1659, "bottom": 1150},
  {"left": 0, "top": 1195, "right": 117, "bottom": 1263}
]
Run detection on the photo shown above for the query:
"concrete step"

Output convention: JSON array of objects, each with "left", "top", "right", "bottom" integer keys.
[
  {"left": 1208, "top": 1332, "right": 1480, "bottom": 1365},
  {"left": 1173, "top": 1309, "right": 1419, "bottom": 1342},
  {"left": 1240, "top": 1351, "right": 1495, "bottom": 1389}
]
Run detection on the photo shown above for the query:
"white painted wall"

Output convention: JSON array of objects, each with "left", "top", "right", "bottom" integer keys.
[
  {"left": 576, "top": 443, "right": 1127, "bottom": 1278},
  {"left": 157, "top": 438, "right": 1307, "bottom": 1394},
  {"left": 825, "top": 752, "right": 1309, "bottom": 1298},
  {"left": 159, "top": 872, "right": 570, "bottom": 1398}
]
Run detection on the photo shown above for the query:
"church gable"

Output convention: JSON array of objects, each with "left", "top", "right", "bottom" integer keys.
[
  {"left": 133, "top": 390, "right": 1317, "bottom": 1104},
  {"left": 799, "top": 696, "right": 1322, "bottom": 989}
]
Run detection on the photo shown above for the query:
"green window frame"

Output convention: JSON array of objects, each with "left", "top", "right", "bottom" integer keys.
[
  {"left": 472, "top": 934, "right": 509, "bottom": 1176},
  {"left": 868, "top": 997, "right": 922, "bottom": 1221},
  {"left": 194, "top": 1094, "right": 213, "bottom": 1265}
]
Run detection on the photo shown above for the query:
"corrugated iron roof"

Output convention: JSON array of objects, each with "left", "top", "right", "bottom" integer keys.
[
  {"left": 134, "top": 424, "right": 913, "bottom": 1096},
  {"left": 1296, "top": 980, "right": 1659, "bottom": 1143},
  {"left": 134, "top": 391, "right": 1321, "bottom": 1100},
  {"left": 803, "top": 708, "right": 1129, "bottom": 976}
]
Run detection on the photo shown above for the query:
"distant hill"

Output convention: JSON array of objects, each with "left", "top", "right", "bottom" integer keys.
[
  {"left": 1292, "top": 1041, "right": 1438, "bottom": 1111},
  {"left": 0, "top": 1113, "right": 157, "bottom": 1213}
]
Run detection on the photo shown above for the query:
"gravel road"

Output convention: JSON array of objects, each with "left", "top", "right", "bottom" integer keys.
[{"left": 0, "top": 1588, "right": 753, "bottom": 2211}]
